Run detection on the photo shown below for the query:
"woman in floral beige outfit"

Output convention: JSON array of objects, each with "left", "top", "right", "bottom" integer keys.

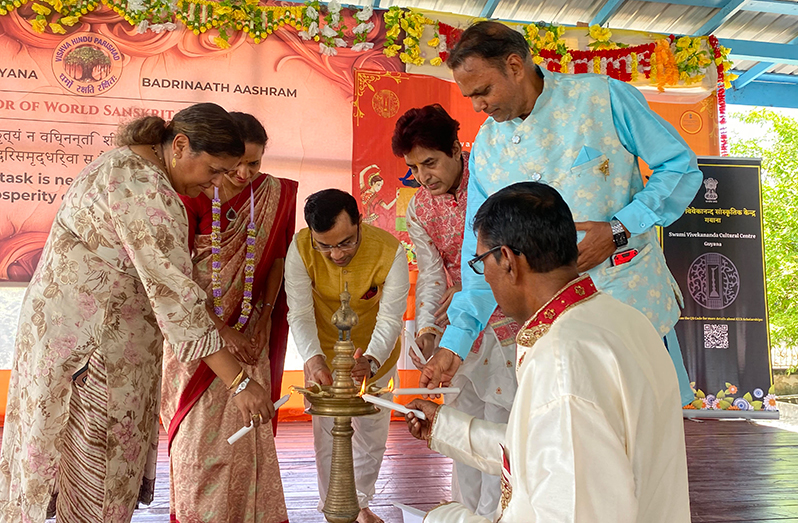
[{"left": 0, "top": 103, "right": 276, "bottom": 523}]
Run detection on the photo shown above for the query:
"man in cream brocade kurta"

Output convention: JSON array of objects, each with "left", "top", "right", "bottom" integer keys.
[
  {"left": 425, "top": 281, "right": 691, "bottom": 523},
  {"left": 416, "top": 181, "right": 690, "bottom": 523}
]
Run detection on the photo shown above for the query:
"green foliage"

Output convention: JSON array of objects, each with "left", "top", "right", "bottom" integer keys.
[
  {"left": 64, "top": 45, "right": 110, "bottom": 67},
  {"left": 729, "top": 109, "right": 798, "bottom": 355}
]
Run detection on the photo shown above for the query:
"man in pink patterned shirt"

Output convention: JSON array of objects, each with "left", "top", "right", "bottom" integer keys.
[{"left": 392, "top": 105, "right": 518, "bottom": 517}]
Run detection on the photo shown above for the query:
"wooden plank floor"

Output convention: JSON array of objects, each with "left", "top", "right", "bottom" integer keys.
[{"left": 3, "top": 419, "right": 798, "bottom": 522}]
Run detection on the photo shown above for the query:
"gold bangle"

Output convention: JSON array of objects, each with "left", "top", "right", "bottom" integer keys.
[{"left": 228, "top": 368, "right": 247, "bottom": 390}]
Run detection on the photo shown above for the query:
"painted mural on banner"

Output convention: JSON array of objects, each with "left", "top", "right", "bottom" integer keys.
[
  {"left": 0, "top": 7, "right": 400, "bottom": 283},
  {"left": 351, "top": 69, "right": 487, "bottom": 266},
  {"left": 663, "top": 157, "right": 772, "bottom": 405}
]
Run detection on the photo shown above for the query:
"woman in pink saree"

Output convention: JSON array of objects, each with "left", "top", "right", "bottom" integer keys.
[{"left": 161, "top": 113, "right": 296, "bottom": 523}]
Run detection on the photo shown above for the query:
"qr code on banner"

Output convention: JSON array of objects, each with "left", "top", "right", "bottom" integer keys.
[{"left": 704, "top": 324, "right": 729, "bottom": 349}]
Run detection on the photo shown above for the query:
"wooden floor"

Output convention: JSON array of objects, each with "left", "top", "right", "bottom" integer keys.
[
  {"left": 2, "top": 419, "right": 797, "bottom": 522},
  {"left": 140, "top": 419, "right": 798, "bottom": 522}
]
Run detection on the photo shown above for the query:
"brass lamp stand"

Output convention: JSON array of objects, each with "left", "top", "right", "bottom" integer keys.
[{"left": 294, "top": 286, "right": 379, "bottom": 523}]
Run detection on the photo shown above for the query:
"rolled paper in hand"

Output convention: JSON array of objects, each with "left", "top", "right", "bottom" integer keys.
[
  {"left": 404, "top": 330, "right": 428, "bottom": 365},
  {"left": 227, "top": 393, "right": 291, "bottom": 445},
  {"left": 361, "top": 394, "right": 426, "bottom": 420},
  {"left": 392, "top": 387, "right": 460, "bottom": 396}
]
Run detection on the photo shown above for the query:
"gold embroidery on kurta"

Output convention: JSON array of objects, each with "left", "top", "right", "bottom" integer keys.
[{"left": 599, "top": 159, "right": 610, "bottom": 179}]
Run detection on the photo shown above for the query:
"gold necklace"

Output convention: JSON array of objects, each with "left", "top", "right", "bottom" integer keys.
[{"left": 151, "top": 144, "right": 166, "bottom": 169}]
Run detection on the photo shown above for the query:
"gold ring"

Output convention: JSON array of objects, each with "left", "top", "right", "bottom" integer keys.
[{"left": 251, "top": 413, "right": 262, "bottom": 423}]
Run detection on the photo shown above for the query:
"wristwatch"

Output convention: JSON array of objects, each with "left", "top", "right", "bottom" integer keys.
[
  {"left": 233, "top": 377, "right": 251, "bottom": 396},
  {"left": 366, "top": 357, "right": 380, "bottom": 378},
  {"left": 610, "top": 218, "right": 628, "bottom": 249}
]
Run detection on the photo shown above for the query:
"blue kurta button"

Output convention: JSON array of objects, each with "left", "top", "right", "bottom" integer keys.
[
  {"left": 531, "top": 173, "right": 541, "bottom": 181},
  {"left": 512, "top": 135, "right": 521, "bottom": 144}
]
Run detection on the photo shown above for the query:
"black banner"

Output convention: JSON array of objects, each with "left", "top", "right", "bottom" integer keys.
[{"left": 663, "top": 157, "right": 772, "bottom": 396}]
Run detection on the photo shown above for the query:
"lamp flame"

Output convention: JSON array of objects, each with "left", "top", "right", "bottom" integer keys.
[
  {"left": 387, "top": 377, "right": 395, "bottom": 392},
  {"left": 359, "top": 378, "right": 367, "bottom": 397}
]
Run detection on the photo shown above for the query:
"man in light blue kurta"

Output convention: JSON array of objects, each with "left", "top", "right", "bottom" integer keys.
[{"left": 421, "top": 21, "right": 701, "bottom": 406}]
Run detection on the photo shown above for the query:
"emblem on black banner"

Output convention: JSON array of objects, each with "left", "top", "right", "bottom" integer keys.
[
  {"left": 703, "top": 177, "right": 718, "bottom": 203},
  {"left": 687, "top": 252, "right": 740, "bottom": 309}
]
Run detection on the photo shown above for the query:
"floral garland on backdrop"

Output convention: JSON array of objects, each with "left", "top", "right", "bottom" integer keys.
[
  {"left": 0, "top": 0, "right": 376, "bottom": 54},
  {"left": 382, "top": 9, "right": 736, "bottom": 153}
]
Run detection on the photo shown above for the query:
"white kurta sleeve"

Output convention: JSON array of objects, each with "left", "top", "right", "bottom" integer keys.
[
  {"left": 406, "top": 197, "right": 447, "bottom": 336},
  {"left": 424, "top": 502, "right": 492, "bottom": 523},
  {"left": 284, "top": 236, "right": 325, "bottom": 362},
  {"left": 428, "top": 406, "right": 505, "bottom": 476},
  {"left": 511, "top": 396, "right": 638, "bottom": 522},
  {"left": 364, "top": 244, "right": 410, "bottom": 366}
]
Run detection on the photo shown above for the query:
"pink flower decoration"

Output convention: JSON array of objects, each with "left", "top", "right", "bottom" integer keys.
[
  {"left": 50, "top": 334, "right": 78, "bottom": 358},
  {"left": 78, "top": 293, "right": 98, "bottom": 320}
]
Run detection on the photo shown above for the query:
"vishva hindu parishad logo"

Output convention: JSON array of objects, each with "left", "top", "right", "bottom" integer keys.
[{"left": 52, "top": 32, "right": 123, "bottom": 96}]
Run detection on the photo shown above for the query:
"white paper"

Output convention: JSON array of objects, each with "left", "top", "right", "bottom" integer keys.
[{"left": 393, "top": 503, "right": 426, "bottom": 523}]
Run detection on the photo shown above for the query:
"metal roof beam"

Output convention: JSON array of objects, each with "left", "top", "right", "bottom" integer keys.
[
  {"left": 590, "top": 0, "right": 628, "bottom": 26},
  {"left": 730, "top": 69, "right": 798, "bottom": 84},
  {"left": 696, "top": 0, "right": 749, "bottom": 35},
  {"left": 734, "top": 61, "right": 777, "bottom": 88},
  {"left": 372, "top": 0, "right": 380, "bottom": 8},
  {"left": 630, "top": 0, "right": 727, "bottom": 7},
  {"left": 732, "top": 36, "right": 798, "bottom": 89},
  {"left": 480, "top": 0, "right": 501, "bottom": 18},
  {"left": 726, "top": 79, "right": 798, "bottom": 109},
  {"left": 719, "top": 38, "right": 798, "bottom": 66},
  {"left": 745, "top": 0, "right": 798, "bottom": 16},
  {"left": 634, "top": 0, "right": 798, "bottom": 16}
]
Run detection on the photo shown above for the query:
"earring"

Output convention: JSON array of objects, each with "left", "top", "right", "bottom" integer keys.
[{"left": 171, "top": 157, "right": 177, "bottom": 168}]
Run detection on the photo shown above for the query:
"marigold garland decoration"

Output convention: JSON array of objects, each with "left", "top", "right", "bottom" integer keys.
[
  {"left": 652, "top": 37, "right": 679, "bottom": 91},
  {"left": 393, "top": 15, "right": 732, "bottom": 97},
  {"left": 3, "top": 0, "right": 376, "bottom": 53}
]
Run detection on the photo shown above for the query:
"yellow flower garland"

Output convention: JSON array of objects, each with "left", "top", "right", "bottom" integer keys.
[
  {"left": 383, "top": 6, "right": 433, "bottom": 66},
  {"left": 2, "top": 0, "right": 374, "bottom": 51}
]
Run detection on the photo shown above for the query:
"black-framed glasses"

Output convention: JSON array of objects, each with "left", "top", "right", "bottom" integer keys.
[
  {"left": 312, "top": 226, "right": 361, "bottom": 253},
  {"left": 468, "top": 245, "right": 502, "bottom": 275},
  {"left": 468, "top": 245, "right": 521, "bottom": 275}
]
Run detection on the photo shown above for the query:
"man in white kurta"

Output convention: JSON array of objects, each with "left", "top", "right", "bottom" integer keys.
[{"left": 407, "top": 181, "right": 690, "bottom": 522}]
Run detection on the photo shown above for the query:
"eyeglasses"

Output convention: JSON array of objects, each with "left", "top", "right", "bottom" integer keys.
[
  {"left": 312, "top": 227, "right": 360, "bottom": 253},
  {"left": 467, "top": 245, "right": 520, "bottom": 275}
]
